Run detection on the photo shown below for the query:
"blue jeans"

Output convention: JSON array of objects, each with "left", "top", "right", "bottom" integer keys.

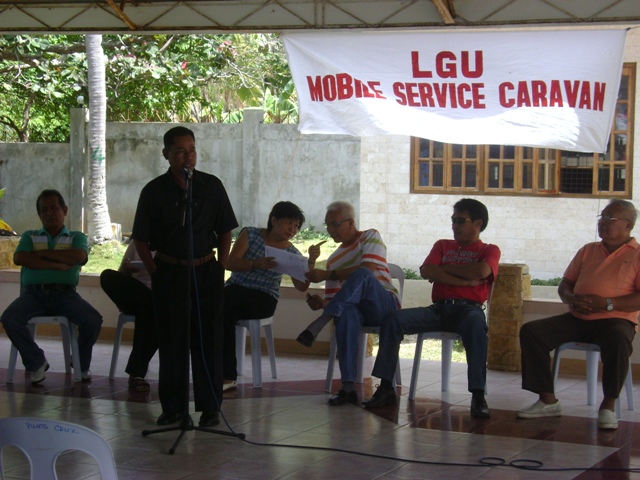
[
  {"left": 324, "top": 268, "right": 399, "bottom": 383},
  {"left": 0, "top": 291, "right": 103, "bottom": 372},
  {"left": 372, "top": 303, "right": 488, "bottom": 392}
]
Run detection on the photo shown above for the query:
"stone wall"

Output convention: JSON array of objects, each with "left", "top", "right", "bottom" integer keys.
[{"left": 487, "top": 263, "right": 531, "bottom": 372}]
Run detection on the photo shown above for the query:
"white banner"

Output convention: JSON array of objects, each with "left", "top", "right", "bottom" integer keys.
[{"left": 282, "top": 30, "right": 626, "bottom": 152}]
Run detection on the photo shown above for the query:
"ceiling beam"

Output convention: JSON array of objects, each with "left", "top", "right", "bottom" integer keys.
[
  {"left": 432, "top": 0, "right": 455, "bottom": 25},
  {"left": 104, "top": 0, "right": 137, "bottom": 30}
]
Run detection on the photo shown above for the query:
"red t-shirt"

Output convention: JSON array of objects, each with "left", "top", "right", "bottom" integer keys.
[{"left": 423, "top": 239, "right": 501, "bottom": 303}]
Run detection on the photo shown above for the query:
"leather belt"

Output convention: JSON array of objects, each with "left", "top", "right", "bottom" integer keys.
[
  {"left": 25, "top": 283, "right": 75, "bottom": 292},
  {"left": 155, "top": 251, "right": 216, "bottom": 267},
  {"left": 435, "top": 299, "right": 483, "bottom": 309}
]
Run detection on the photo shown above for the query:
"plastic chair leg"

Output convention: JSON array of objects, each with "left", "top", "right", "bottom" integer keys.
[
  {"left": 235, "top": 325, "right": 246, "bottom": 376},
  {"left": 249, "top": 321, "right": 262, "bottom": 387},
  {"left": 263, "top": 324, "right": 277, "bottom": 379}
]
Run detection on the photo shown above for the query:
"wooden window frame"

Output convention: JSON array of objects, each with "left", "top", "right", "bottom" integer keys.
[{"left": 410, "top": 64, "right": 635, "bottom": 198}]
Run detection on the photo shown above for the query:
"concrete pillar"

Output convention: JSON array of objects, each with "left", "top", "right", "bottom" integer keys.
[
  {"left": 69, "top": 108, "right": 88, "bottom": 232},
  {"left": 487, "top": 263, "right": 531, "bottom": 372},
  {"left": 241, "top": 108, "right": 264, "bottom": 227}
]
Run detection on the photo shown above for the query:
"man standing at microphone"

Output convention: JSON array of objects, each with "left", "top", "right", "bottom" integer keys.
[{"left": 132, "top": 126, "right": 238, "bottom": 427}]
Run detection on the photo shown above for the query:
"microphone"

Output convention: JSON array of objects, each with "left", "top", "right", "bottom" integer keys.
[{"left": 183, "top": 168, "right": 193, "bottom": 180}]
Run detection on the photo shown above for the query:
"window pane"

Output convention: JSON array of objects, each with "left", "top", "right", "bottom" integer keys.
[
  {"left": 561, "top": 167, "right": 592, "bottom": 194},
  {"left": 503, "top": 164, "right": 514, "bottom": 189},
  {"left": 433, "top": 162, "right": 444, "bottom": 187},
  {"left": 614, "top": 134, "right": 627, "bottom": 161},
  {"left": 598, "top": 167, "right": 610, "bottom": 191},
  {"left": 616, "top": 104, "right": 628, "bottom": 130},
  {"left": 618, "top": 75, "right": 629, "bottom": 101},
  {"left": 504, "top": 146, "right": 515, "bottom": 160},
  {"left": 465, "top": 164, "right": 476, "bottom": 188},
  {"left": 433, "top": 142, "right": 444, "bottom": 158},
  {"left": 538, "top": 162, "right": 556, "bottom": 190},
  {"left": 451, "top": 144, "right": 463, "bottom": 158},
  {"left": 614, "top": 166, "right": 626, "bottom": 191},
  {"left": 489, "top": 145, "right": 500, "bottom": 158},
  {"left": 451, "top": 163, "right": 462, "bottom": 187},
  {"left": 466, "top": 145, "right": 476, "bottom": 158},
  {"left": 419, "top": 139, "right": 431, "bottom": 158},
  {"left": 522, "top": 163, "right": 532, "bottom": 189},
  {"left": 488, "top": 163, "right": 500, "bottom": 188},
  {"left": 522, "top": 147, "right": 534, "bottom": 160},
  {"left": 419, "top": 162, "right": 430, "bottom": 186}
]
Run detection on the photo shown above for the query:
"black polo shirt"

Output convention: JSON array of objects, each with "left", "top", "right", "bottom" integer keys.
[{"left": 132, "top": 169, "right": 238, "bottom": 259}]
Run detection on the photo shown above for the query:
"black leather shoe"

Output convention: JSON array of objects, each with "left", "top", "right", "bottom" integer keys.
[
  {"left": 156, "top": 412, "right": 183, "bottom": 425},
  {"left": 199, "top": 411, "right": 220, "bottom": 427},
  {"left": 362, "top": 387, "right": 397, "bottom": 408},
  {"left": 296, "top": 330, "right": 316, "bottom": 347},
  {"left": 470, "top": 394, "right": 490, "bottom": 418},
  {"left": 328, "top": 389, "right": 358, "bottom": 406}
]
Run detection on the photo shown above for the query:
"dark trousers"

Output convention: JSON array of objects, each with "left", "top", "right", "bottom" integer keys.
[
  {"left": 0, "top": 290, "right": 102, "bottom": 372},
  {"left": 520, "top": 313, "right": 635, "bottom": 398},
  {"left": 153, "top": 259, "right": 224, "bottom": 414},
  {"left": 222, "top": 284, "right": 278, "bottom": 380},
  {"left": 100, "top": 269, "right": 157, "bottom": 378}
]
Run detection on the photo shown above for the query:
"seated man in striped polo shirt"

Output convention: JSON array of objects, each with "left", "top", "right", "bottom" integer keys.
[
  {"left": 1, "top": 189, "right": 102, "bottom": 384},
  {"left": 297, "top": 201, "right": 400, "bottom": 406}
]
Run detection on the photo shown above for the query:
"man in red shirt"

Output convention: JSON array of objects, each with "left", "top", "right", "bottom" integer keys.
[
  {"left": 518, "top": 199, "right": 640, "bottom": 430},
  {"left": 363, "top": 199, "right": 500, "bottom": 419}
]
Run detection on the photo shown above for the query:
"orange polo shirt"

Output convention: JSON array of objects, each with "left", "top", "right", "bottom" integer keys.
[{"left": 564, "top": 238, "right": 640, "bottom": 324}]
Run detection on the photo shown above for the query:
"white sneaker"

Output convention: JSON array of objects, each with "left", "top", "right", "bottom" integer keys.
[
  {"left": 516, "top": 399, "right": 562, "bottom": 418},
  {"left": 30, "top": 360, "right": 49, "bottom": 384},
  {"left": 223, "top": 380, "right": 237, "bottom": 392},
  {"left": 81, "top": 370, "right": 92, "bottom": 382},
  {"left": 598, "top": 409, "right": 618, "bottom": 429}
]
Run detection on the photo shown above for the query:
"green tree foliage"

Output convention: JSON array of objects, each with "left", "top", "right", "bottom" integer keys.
[{"left": 0, "top": 33, "right": 295, "bottom": 143}]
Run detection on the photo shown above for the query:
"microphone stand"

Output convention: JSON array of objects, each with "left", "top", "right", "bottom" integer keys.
[{"left": 142, "top": 168, "right": 244, "bottom": 454}]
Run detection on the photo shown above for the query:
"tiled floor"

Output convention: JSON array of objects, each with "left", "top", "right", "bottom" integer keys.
[{"left": 0, "top": 335, "right": 638, "bottom": 479}]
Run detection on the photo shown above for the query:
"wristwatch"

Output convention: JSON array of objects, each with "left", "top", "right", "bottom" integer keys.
[{"left": 606, "top": 298, "right": 614, "bottom": 312}]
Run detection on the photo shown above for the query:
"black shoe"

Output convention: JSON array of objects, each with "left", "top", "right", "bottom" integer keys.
[
  {"left": 296, "top": 329, "right": 316, "bottom": 347},
  {"left": 362, "top": 386, "right": 397, "bottom": 408},
  {"left": 328, "top": 389, "right": 358, "bottom": 406},
  {"left": 199, "top": 411, "right": 220, "bottom": 427},
  {"left": 156, "top": 412, "right": 183, "bottom": 426},
  {"left": 470, "top": 394, "right": 490, "bottom": 419}
]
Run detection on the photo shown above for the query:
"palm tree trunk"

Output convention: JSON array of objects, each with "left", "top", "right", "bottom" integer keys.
[{"left": 86, "top": 34, "right": 112, "bottom": 243}]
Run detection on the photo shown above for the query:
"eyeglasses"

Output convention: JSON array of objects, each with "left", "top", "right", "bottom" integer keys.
[
  {"left": 324, "top": 218, "right": 351, "bottom": 229},
  {"left": 451, "top": 216, "right": 472, "bottom": 225},
  {"left": 597, "top": 215, "right": 625, "bottom": 223}
]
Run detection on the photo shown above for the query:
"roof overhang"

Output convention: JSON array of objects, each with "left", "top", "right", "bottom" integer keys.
[{"left": 0, "top": 0, "right": 639, "bottom": 34}]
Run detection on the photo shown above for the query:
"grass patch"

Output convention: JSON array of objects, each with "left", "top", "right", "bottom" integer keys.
[{"left": 372, "top": 335, "right": 467, "bottom": 362}]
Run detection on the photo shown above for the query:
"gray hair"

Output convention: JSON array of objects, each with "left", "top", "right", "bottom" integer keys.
[
  {"left": 609, "top": 198, "right": 638, "bottom": 228},
  {"left": 326, "top": 201, "right": 355, "bottom": 221}
]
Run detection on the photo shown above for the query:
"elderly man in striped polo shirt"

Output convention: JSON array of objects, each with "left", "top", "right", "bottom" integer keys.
[{"left": 296, "top": 201, "right": 400, "bottom": 406}]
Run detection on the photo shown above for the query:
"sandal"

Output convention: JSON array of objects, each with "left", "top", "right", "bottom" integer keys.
[{"left": 128, "top": 376, "right": 150, "bottom": 392}]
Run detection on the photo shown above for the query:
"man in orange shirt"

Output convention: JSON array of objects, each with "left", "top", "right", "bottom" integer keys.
[{"left": 518, "top": 199, "right": 640, "bottom": 430}]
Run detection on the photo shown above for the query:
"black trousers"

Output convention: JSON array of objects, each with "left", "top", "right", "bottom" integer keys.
[
  {"left": 153, "top": 259, "right": 224, "bottom": 414},
  {"left": 100, "top": 269, "right": 157, "bottom": 378},
  {"left": 222, "top": 284, "right": 278, "bottom": 380},
  {"left": 520, "top": 313, "right": 635, "bottom": 398}
]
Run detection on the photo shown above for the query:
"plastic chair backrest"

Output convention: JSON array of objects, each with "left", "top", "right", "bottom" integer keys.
[
  {"left": 0, "top": 417, "right": 118, "bottom": 480},
  {"left": 387, "top": 263, "right": 405, "bottom": 303}
]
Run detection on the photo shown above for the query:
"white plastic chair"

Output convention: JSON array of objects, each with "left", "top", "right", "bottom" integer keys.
[
  {"left": 235, "top": 316, "right": 277, "bottom": 388},
  {"left": 109, "top": 313, "right": 136, "bottom": 379},
  {"left": 325, "top": 263, "right": 404, "bottom": 392},
  {"left": 7, "top": 316, "right": 82, "bottom": 383},
  {"left": 408, "top": 291, "right": 492, "bottom": 400},
  {"left": 0, "top": 416, "right": 118, "bottom": 479},
  {"left": 552, "top": 341, "right": 634, "bottom": 419}
]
